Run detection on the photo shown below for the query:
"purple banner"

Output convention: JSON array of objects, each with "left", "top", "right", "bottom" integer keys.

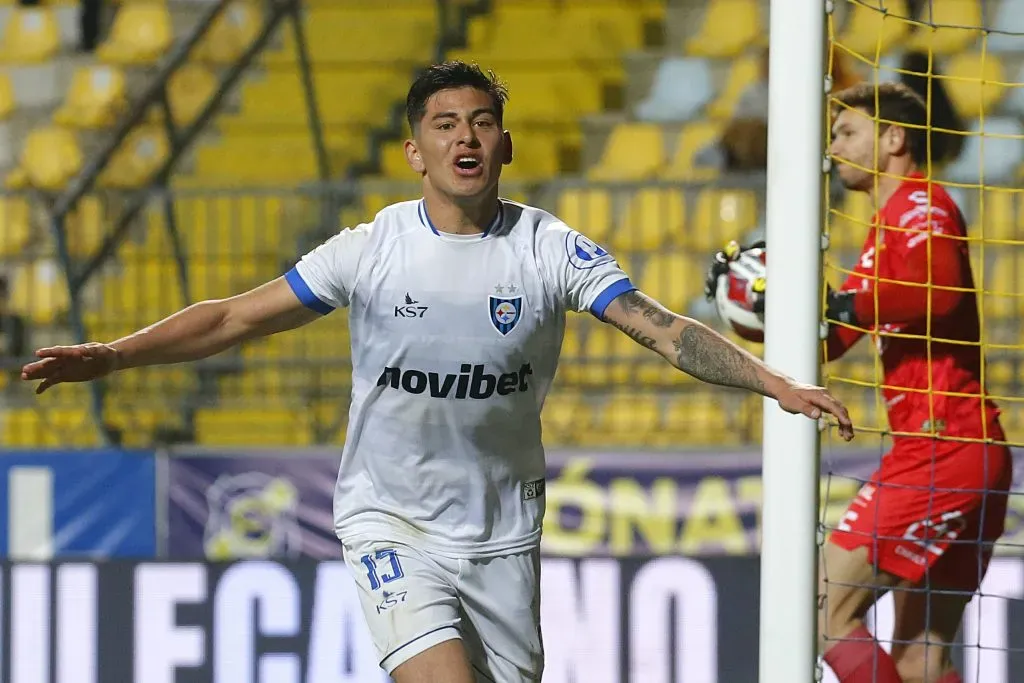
[{"left": 165, "top": 447, "right": 1024, "bottom": 560}]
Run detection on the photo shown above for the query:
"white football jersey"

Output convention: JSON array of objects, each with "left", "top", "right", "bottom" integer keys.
[{"left": 286, "top": 198, "right": 635, "bottom": 558}]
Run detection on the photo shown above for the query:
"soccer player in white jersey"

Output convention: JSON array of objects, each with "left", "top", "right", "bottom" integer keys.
[{"left": 23, "top": 61, "right": 854, "bottom": 683}]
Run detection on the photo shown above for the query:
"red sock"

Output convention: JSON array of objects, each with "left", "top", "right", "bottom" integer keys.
[
  {"left": 824, "top": 625, "right": 903, "bottom": 683},
  {"left": 936, "top": 672, "right": 962, "bottom": 683}
]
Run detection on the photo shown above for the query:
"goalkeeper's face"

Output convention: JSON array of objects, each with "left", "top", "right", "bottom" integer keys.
[
  {"left": 830, "top": 107, "right": 896, "bottom": 192},
  {"left": 407, "top": 86, "right": 512, "bottom": 200}
]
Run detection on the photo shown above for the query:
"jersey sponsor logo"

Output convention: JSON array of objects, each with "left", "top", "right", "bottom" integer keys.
[
  {"left": 489, "top": 295, "right": 523, "bottom": 336},
  {"left": 566, "top": 230, "right": 614, "bottom": 270},
  {"left": 394, "top": 292, "right": 428, "bottom": 318},
  {"left": 376, "top": 362, "right": 534, "bottom": 399}
]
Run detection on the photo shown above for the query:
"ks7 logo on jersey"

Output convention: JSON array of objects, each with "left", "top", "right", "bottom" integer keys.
[{"left": 395, "top": 293, "right": 428, "bottom": 318}]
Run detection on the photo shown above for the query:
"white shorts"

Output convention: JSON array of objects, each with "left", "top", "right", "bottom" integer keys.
[{"left": 343, "top": 538, "right": 544, "bottom": 682}]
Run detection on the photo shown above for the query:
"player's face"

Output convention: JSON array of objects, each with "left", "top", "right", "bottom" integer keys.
[
  {"left": 407, "top": 86, "right": 512, "bottom": 199},
  {"left": 829, "top": 107, "right": 901, "bottom": 192}
]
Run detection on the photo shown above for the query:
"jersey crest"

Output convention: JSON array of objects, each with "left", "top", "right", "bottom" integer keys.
[{"left": 489, "top": 295, "right": 523, "bottom": 336}]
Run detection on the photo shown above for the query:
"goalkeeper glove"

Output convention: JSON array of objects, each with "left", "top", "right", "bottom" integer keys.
[
  {"left": 703, "top": 239, "right": 765, "bottom": 302},
  {"left": 825, "top": 287, "right": 858, "bottom": 326}
]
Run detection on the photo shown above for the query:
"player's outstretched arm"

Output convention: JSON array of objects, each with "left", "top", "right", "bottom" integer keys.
[
  {"left": 20, "top": 277, "right": 320, "bottom": 395},
  {"left": 601, "top": 289, "right": 854, "bottom": 441}
]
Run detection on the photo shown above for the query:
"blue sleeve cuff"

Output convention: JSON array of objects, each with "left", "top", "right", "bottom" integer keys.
[
  {"left": 285, "top": 267, "right": 334, "bottom": 316},
  {"left": 589, "top": 277, "right": 637, "bottom": 319}
]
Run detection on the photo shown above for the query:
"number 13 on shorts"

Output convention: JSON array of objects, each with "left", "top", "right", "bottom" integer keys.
[{"left": 360, "top": 548, "right": 405, "bottom": 590}]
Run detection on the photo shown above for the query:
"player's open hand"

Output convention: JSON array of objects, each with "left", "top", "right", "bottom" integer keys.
[
  {"left": 775, "top": 381, "right": 855, "bottom": 441},
  {"left": 20, "top": 343, "right": 120, "bottom": 395}
]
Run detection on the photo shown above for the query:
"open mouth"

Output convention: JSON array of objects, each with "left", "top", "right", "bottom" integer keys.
[{"left": 454, "top": 156, "right": 483, "bottom": 176}]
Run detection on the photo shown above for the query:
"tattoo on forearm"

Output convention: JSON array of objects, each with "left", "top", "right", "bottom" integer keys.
[
  {"left": 672, "top": 324, "right": 767, "bottom": 394},
  {"left": 607, "top": 319, "right": 657, "bottom": 349},
  {"left": 617, "top": 291, "right": 675, "bottom": 328}
]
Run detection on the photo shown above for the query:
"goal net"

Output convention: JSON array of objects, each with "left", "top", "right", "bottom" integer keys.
[{"left": 820, "top": 1, "right": 1024, "bottom": 681}]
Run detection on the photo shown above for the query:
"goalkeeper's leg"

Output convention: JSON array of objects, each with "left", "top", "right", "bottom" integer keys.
[
  {"left": 889, "top": 584, "right": 972, "bottom": 683},
  {"left": 818, "top": 544, "right": 905, "bottom": 683}
]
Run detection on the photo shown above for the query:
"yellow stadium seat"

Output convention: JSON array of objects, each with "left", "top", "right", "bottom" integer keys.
[
  {"left": 686, "top": 0, "right": 763, "bottom": 58},
  {"left": 637, "top": 252, "right": 701, "bottom": 313},
  {"left": 2, "top": 408, "right": 100, "bottom": 448},
  {"left": 194, "top": 0, "right": 261, "bottom": 64},
  {"left": 556, "top": 189, "right": 614, "bottom": 245},
  {"left": 689, "top": 188, "right": 759, "bottom": 251},
  {"left": 661, "top": 121, "right": 724, "bottom": 181},
  {"left": 503, "top": 133, "right": 561, "bottom": 181},
  {"left": 942, "top": 52, "right": 1006, "bottom": 121},
  {"left": 0, "top": 71, "right": 15, "bottom": 119},
  {"left": 836, "top": 0, "right": 910, "bottom": 58},
  {"left": 497, "top": 69, "right": 607, "bottom": 130},
  {"left": 99, "top": 126, "right": 169, "bottom": 188},
  {"left": 8, "top": 259, "right": 69, "bottom": 324},
  {"left": 97, "top": 3, "right": 173, "bottom": 65},
  {"left": 195, "top": 408, "right": 315, "bottom": 446},
  {"left": 218, "top": 368, "right": 317, "bottom": 401},
  {"left": 706, "top": 55, "right": 761, "bottom": 120},
  {"left": 578, "top": 326, "right": 647, "bottom": 386},
  {"left": 0, "top": 196, "right": 31, "bottom": 256},
  {"left": 265, "top": 6, "right": 437, "bottom": 66},
  {"left": 18, "top": 126, "right": 83, "bottom": 191},
  {"left": 67, "top": 195, "right": 106, "bottom": 258},
  {"left": 194, "top": 134, "right": 328, "bottom": 184},
  {"left": 828, "top": 190, "right": 878, "bottom": 251},
  {"left": 612, "top": 189, "right": 686, "bottom": 252},
  {"left": 975, "top": 188, "right": 1017, "bottom": 243},
  {"left": 659, "top": 393, "right": 737, "bottom": 445},
  {"left": 541, "top": 390, "right": 587, "bottom": 446},
  {"left": 982, "top": 251, "right": 1024, "bottom": 319},
  {"left": 165, "top": 64, "right": 217, "bottom": 127},
  {"left": 588, "top": 123, "right": 664, "bottom": 181},
  {"left": 104, "top": 404, "right": 183, "bottom": 447},
  {"left": 0, "top": 7, "right": 60, "bottom": 63},
  {"left": 380, "top": 140, "right": 411, "bottom": 179},
  {"left": 904, "top": 0, "right": 983, "bottom": 55},
  {"left": 454, "top": 4, "right": 643, "bottom": 66},
  {"left": 54, "top": 66, "right": 127, "bottom": 129},
  {"left": 593, "top": 392, "right": 662, "bottom": 446}
]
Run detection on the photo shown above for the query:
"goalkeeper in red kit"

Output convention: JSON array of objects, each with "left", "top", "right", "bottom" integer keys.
[{"left": 707, "top": 82, "right": 1013, "bottom": 683}]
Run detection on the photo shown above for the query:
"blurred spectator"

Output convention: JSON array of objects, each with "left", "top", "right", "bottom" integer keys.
[
  {"left": 0, "top": 275, "right": 27, "bottom": 380},
  {"left": 897, "top": 50, "right": 965, "bottom": 166}
]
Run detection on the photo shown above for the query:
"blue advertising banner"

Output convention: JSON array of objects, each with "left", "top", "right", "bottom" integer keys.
[
  {"left": 0, "top": 450, "right": 156, "bottom": 558},
  {"left": 164, "top": 447, "right": 1024, "bottom": 560}
]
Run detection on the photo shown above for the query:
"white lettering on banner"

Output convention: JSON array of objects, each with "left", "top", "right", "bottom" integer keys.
[
  {"left": 8, "top": 467, "right": 54, "bottom": 560},
  {"left": 214, "top": 562, "right": 302, "bottom": 683},
  {"left": 628, "top": 558, "right": 717, "bottom": 683},
  {"left": 135, "top": 564, "right": 207, "bottom": 683},
  {"left": 962, "top": 559, "right": 1024, "bottom": 683},
  {"left": 540, "top": 558, "right": 621, "bottom": 683},
  {"left": 306, "top": 562, "right": 389, "bottom": 683},
  {"left": 12, "top": 564, "right": 49, "bottom": 683},
  {"left": 57, "top": 565, "right": 97, "bottom": 683},
  {"left": 821, "top": 557, "right": 1021, "bottom": 683}
]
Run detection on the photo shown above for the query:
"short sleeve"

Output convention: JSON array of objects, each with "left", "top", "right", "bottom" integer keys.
[
  {"left": 285, "top": 225, "right": 371, "bottom": 315},
  {"left": 538, "top": 223, "right": 636, "bottom": 318}
]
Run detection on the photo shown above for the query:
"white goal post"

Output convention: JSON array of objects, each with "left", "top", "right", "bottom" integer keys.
[{"left": 758, "top": 0, "right": 828, "bottom": 681}]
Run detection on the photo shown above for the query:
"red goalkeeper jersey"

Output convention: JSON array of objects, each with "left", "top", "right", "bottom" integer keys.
[{"left": 827, "top": 173, "right": 1001, "bottom": 444}]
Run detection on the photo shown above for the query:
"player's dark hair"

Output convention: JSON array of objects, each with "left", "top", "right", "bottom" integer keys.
[
  {"left": 406, "top": 61, "right": 508, "bottom": 132},
  {"left": 831, "top": 82, "right": 931, "bottom": 165}
]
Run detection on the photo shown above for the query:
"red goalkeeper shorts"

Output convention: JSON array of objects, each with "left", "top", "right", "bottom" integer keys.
[{"left": 829, "top": 430, "right": 1014, "bottom": 590}]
